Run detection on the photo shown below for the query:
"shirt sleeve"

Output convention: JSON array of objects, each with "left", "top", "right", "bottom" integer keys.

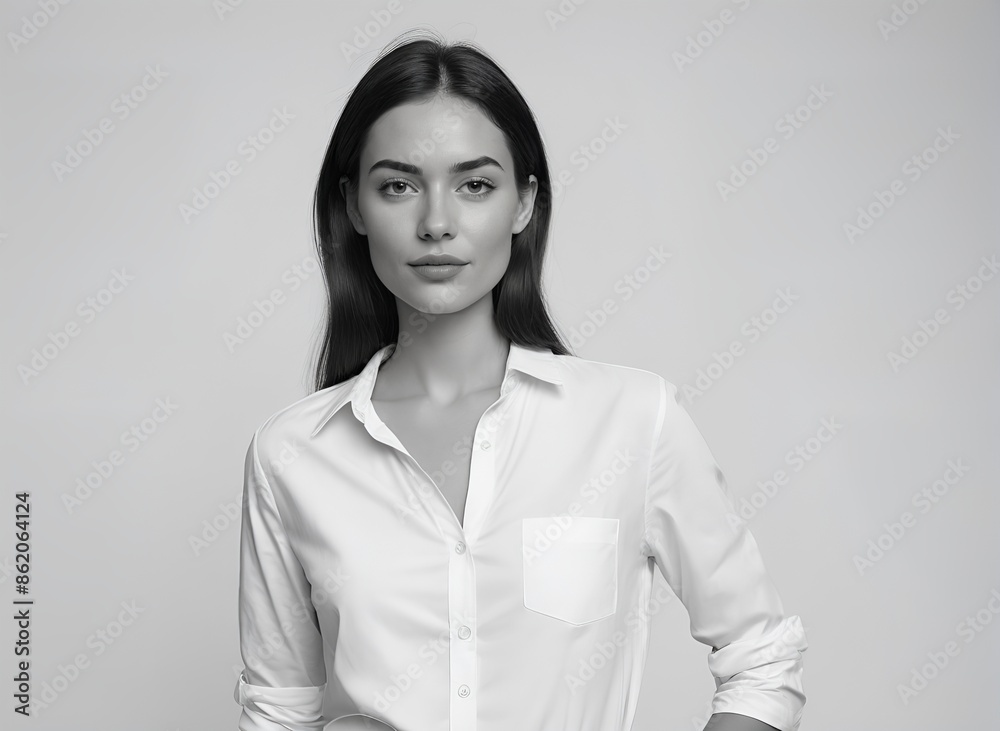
[
  {"left": 234, "top": 428, "right": 328, "bottom": 730},
  {"left": 642, "top": 376, "right": 808, "bottom": 731}
]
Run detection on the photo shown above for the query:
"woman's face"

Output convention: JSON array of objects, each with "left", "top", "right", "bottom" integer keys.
[{"left": 342, "top": 94, "right": 537, "bottom": 316}]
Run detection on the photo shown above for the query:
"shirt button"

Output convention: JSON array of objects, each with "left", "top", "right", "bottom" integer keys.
[
  {"left": 480, "top": 440, "right": 491, "bottom": 450},
  {"left": 455, "top": 542, "right": 466, "bottom": 554},
  {"left": 458, "top": 684, "right": 470, "bottom": 698},
  {"left": 458, "top": 625, "right": 471, "bottom": 640}
]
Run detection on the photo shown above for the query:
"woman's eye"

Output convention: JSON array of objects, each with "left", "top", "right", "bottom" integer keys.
[
  {"left": 378, "top": 179, "right": 414, "bottom": 197},
  {"left": 378, "top": 177, "right": 495, "bottom": 199},
  {"left": 461, "top": 178, "right": 496, "bottom": 197}
]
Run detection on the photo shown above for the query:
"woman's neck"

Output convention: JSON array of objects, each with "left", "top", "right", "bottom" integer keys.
[{"left": 373, "top": 294, "right": 509, "bottom": 406}]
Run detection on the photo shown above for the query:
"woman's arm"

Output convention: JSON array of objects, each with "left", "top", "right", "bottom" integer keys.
[
  {"left": 643, "top": 376, "right": 808, "bottom": 731},
  {"left": 235, "top": 428, "right": 328, "bottom": 730},
  {"left": 705, "top": 713, "right": 780, "bottom": 731}
]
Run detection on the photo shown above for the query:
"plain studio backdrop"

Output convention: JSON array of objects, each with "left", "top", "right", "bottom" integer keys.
[{"left": 1, "top": 1, "right": 997, "bottom": 729}]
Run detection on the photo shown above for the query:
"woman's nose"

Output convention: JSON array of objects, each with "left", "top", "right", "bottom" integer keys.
[{"left": 417, "top": 186, "right": 456, "bottom": 240}]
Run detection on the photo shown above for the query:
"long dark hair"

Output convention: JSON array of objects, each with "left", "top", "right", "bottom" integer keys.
[{"left": 310, "top": 29, "right": 571, "bottom": 392}]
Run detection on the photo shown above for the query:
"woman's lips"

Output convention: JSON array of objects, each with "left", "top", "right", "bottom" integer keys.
[{"left": 409, "top": 263, "right": 467, "bottom": 281}]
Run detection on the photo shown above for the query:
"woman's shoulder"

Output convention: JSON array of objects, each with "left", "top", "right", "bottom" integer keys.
[
  {"left": 249, "top": 378, "right": 357, "bottom": 456},
  {"left": 554, "top": 349, "right": 675, "bottom": 398}
]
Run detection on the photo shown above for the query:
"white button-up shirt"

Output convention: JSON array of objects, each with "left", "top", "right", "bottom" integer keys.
[{"left": 234, "top": 341, "right": 807, "bottom": 731}]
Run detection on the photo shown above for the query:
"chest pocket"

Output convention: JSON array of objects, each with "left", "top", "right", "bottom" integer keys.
[{"left": 522, "top": 516, "right": 619, "bottom": 625}]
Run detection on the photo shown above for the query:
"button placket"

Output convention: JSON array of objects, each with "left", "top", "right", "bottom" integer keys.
[
  {"left": 444, "top": 382, "right": 516, "bottom": 729},
  {"left": 449, "top": 536, "right": 477, "bottom": 728},
  {"left": 461, "top": 387, "right": 515, "bottom": 547}
]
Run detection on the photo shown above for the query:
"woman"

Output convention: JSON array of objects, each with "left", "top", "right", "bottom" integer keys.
[{"left": 234, "top": 30, "right": 807, "bottom": 731}]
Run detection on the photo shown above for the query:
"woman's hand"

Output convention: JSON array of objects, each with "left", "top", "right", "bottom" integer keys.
[
  {"left": 703, "top": 712, "right": 780, "bottom": 731},
  {"left": 325, "top": 713, "right": 398, "bottom": 731}
]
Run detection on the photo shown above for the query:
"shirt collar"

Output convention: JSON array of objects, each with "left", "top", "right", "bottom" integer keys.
[{"left": 309, "top": 340, "right": 564, "bottom": 438}]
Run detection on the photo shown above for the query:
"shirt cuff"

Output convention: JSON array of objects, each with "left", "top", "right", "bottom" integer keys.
[
  {"left": 234, "top": 670, "right": 328, "bottom": 730},
  {"left": 706, "top": 615, "right": 808, "bottom": 731}
]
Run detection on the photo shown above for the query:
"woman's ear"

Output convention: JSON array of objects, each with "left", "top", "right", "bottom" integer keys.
[
  {"left": 340, "top": 175, "right": 367, "bottom": 236},
  {"left": 512, "top": 174, "right": 538, "bottom": 235}
]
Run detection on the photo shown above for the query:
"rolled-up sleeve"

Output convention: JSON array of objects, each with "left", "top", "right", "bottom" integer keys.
[
  {"left": 235, "top": 428, "right": 328, "bottom": 730},
  {"left": 642, "top": 376, "right": 807, "bottom": 731}
]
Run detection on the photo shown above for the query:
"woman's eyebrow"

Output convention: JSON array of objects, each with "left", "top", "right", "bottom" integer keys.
[{"left": 368, "top": 156, "right": 504, "bottom": 176}]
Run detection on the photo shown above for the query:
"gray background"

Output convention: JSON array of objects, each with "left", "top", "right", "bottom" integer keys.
[{"left": 2, "top": 0, "right": 997, "bottom": 729}]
